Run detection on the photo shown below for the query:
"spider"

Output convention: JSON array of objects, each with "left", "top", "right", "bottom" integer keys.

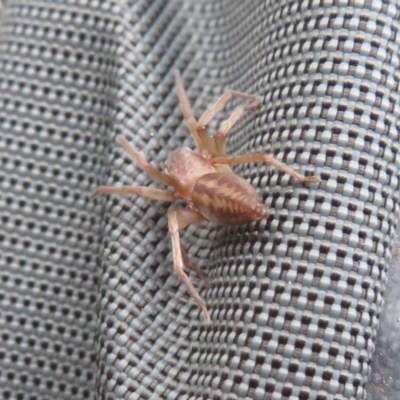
[{"left": 95, "top": 71, "right": 319, "bottom": 322}]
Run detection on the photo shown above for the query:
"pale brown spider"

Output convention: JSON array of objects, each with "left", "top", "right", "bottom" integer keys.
[{"left": 95, "top": 71, "right": 319, "bottom": 322}]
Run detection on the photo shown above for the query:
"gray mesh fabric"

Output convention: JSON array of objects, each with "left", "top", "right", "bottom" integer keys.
[{"left": 0, "top": 1, "right": 400, "bottom": 399}]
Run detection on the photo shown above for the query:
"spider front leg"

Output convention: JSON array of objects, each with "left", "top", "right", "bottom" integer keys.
[
  {"left": 212, "top": 153, "right": 319, "bottom": 183},
  {"left": 198, "top": 90, "right": 262, "bottom": 156},
  {"left": 168, "top": 209, "right": 211, "bottom": 322},
  {"left": 175, "top": 71, "right": 216, "bottom": 154}
]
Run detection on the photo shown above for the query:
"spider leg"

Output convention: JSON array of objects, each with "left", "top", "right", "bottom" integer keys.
[
  {"left": 212, "top": 153, "right": 320, "bottom": 183},
  {"left": 93, "top": 186, "right": 176, "bottom": 201},
  {"left": 181, "top": 246, "right": 210, "bottom": 287},
  {"left": 175, "top": 71, "right": 216, "bottom": 154},
  {"left": 168, "top": 209, "right": 211, "bottom": 322},
  {"left": 198, "top": 91, "right": 262, "bottom": 156},
  {"left": 117, "top": 136, "right": 181, "bottom": 189}
]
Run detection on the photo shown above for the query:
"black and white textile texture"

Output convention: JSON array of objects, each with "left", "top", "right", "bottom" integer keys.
[{"left": 0, "top": 1, "right": 399, "bottom": 400}]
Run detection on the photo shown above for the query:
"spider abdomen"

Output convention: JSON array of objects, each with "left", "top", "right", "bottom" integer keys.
[{"left": 191, "top": 173, "right": 269, "bottom": 226}]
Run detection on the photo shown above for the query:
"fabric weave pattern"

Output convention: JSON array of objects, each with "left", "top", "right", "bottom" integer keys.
[{"left": 0, "top": 1, "right": 399, "bottom": 399}]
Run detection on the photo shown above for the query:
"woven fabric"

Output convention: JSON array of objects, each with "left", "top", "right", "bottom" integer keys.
[{"left": 0, "top": 1, "right": 400, "bottom": 399}]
